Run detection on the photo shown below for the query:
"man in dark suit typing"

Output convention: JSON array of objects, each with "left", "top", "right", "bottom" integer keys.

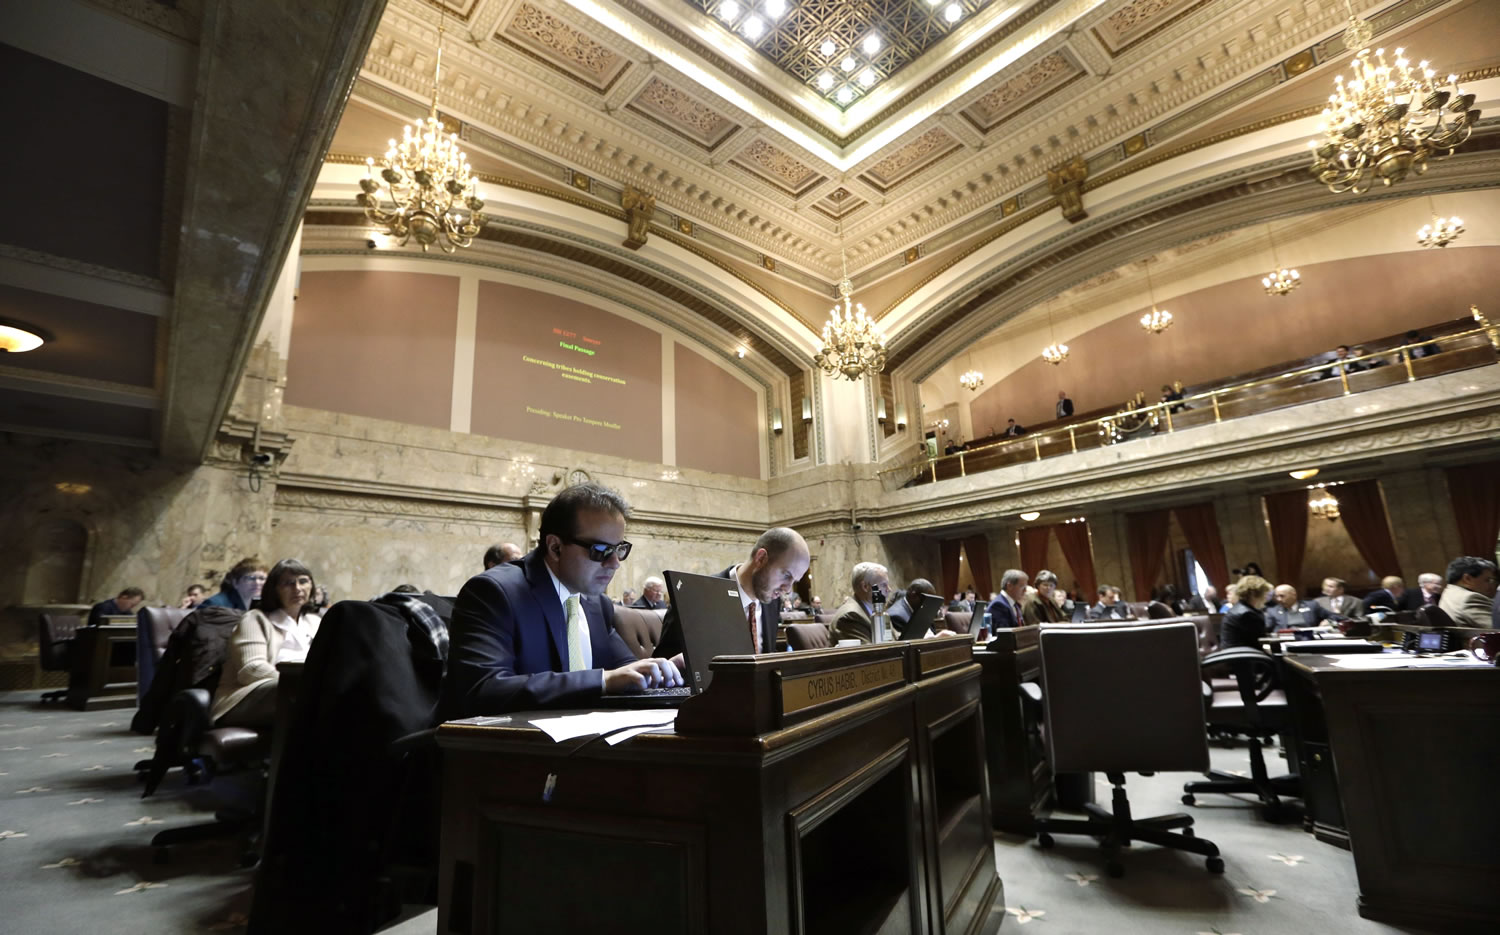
[
  {"left": 654, "top": 527, "right": 811, "bottom": 657},
  {"left": 985, "top": 569, "right": 1029, "bottom": 630},
  {"left": 441, "top": 483, "right": 681, "bottom": 717}
]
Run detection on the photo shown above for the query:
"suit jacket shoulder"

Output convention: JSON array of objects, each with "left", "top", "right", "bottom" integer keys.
[{"left": 831, "top": 598, "right": 873, "bottom": 644}]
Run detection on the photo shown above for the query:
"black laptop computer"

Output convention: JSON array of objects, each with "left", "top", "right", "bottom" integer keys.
[
  {"left": 594, "top": 570, "right": 753, "bottom": 709},
  {"left": 894, "top": 592, "right": 946, "bottom": 640}
]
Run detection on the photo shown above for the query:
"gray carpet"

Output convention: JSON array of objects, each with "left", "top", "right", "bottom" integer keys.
[{"left": 1, "top": 692, "right": 1436, "bottom": 934}]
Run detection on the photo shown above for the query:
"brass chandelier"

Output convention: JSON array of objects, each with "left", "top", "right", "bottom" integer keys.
[
  {"left": 1040, "top": 298, "right": 1068, "bottom": 365},
  {"left": 358, "top": 13, "right": 485, "bottom": 252},
  {"left": 1417, "top": 195, "right": 1464, "bottom": 248},
  {"left": 959, "top": 361, "right": 984, "bottom": 392},
  {"left": 1139, "top": 260, "right": 1173, "bottom": 335},
  {"left": 815, "top": 249, "right": 887, "bottom": 381},
  {"left": 1262, "top": 223, "right": 1301, "bottom": 297},
  {"left": 1308, "top": 3, "right": 1481, "bottom": 195},
  {"left": 1308, "top": 484, "right": 1342, "bottom": 522}
]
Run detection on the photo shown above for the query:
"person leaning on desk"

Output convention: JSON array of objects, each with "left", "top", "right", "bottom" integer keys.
[{"left": 440, "top": 483, "right": 682, "bottom": 719}]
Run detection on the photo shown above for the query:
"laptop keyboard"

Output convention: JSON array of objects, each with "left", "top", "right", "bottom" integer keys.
[{"left": 636, "top": 686, "right": 692, "bottom": 698}]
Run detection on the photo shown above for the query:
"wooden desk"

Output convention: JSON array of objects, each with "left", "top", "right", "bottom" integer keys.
[
  {"left": 67, "top": 624, "right": 137, "bottom": 710},
  {"left": 436, "top": 637, "right": 1002, "bottom": 935},
  {"left": 1284, "top": 654, "right": 1500, "bottom": 932},
  {"left": 976, "top": 628, "right": 1051, "bottom": 832}
]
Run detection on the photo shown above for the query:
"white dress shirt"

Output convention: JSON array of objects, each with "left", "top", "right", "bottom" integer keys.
[
  {"left": 731, "top": 563, "right": 761, "bottom": 652},
  {"left": 270, "top": 608, "right": 320, "bottom": 663}
]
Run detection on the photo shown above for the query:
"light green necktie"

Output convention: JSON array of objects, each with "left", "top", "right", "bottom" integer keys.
[{"left": 564, "top": 594, "right": 588, "bottom": 671}]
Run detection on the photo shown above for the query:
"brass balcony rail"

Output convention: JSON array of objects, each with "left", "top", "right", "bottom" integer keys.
[{"left": 880, "top": 315, "right": 1499, "bottom": 491}]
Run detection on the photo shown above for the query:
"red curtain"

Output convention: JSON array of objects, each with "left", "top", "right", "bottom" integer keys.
[
  {"left": 1263, "top": 490, "right": 1309, "bottom": 587},
  {"left": 1337, "top": 480, "right": 1403, "bottom": 577},
  {"left": 939, "top": 539, "right": 963, "bottom": 600},
  {"left": 1018, "top": 526, "right": 1051, "bottom": 581},
  {"left": 1126, "top": 509, "right": 1171, "bottom": 601},
  {"left": 961, "top": 535, "right": 993, "bottom": 598},
  {"left": 1446, "top": 461, "right": 1500, "bottom": 557},
  {"left": 1053, "top": 521, "right": 1098, "bottom": 598},
  {"left": 1173, "top": 502, "right": 1230, "bottom": 593}
]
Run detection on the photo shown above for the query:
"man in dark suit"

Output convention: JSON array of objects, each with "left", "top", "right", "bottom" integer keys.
[
  {"left": 886, "top": 578, "right": 938, "bottom": 638},
  {"left": 630, "top": 576, "right": 667, "bottom": 610},
  {"left": 1087, "top": 584, "right": 1131, "bottom": 620},
  {"left": 441, "top": 484, "right": 681, "bottom": 717},
  {"left": 985, "top": 569, "right": 1029, "bottom": 630},
  {"left": 655, "top": 527, "right": 811, "bottom": 657},
  {"left": 1056, "top": 391, "right": 1074, "bottom": 420},
  {"left": 1001, "top": 419, "right": 1026, "bottom": 437},
  {"left": 1360, "top": 575, "right": 1421, "bottom": 615},
  {"left": 88, "top": 587, "right": 145, "bottom": 627},
  {"left": 1266, "top": 584, "right": 1333, "bottom": 629}
]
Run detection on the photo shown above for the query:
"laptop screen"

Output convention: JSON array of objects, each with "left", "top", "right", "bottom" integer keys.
[{"left": 663, "top": 570, "right": 756, "bottom": 695}]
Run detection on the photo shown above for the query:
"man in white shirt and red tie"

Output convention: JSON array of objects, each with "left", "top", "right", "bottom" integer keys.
[
  {"left": 441, "top": 483, "right": 683, "bottom": 717},
  {"left": 654, "top": 527, "right": 812, "bottom": 658}
]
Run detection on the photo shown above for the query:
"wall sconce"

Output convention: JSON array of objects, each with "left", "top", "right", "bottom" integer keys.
[
  {"left": 876, "top": 398, "right": 887, "bottom": 423},
  {"left": 801, "top": 396, "right": 812, "bottom": 423},
  {"left": 772, "top": 408, "right": 784, "bottom": 435},
  {"left": 895, "top": 403, "right": 907, "bottom": 429}
]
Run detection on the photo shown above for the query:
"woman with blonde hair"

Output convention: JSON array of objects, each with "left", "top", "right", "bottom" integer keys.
[
  {"left": 1219, "top": 575, "right": 1273, "bottom": 649},
  {"left": 211, "top": 558, "right": 322, "bottom": 728}
]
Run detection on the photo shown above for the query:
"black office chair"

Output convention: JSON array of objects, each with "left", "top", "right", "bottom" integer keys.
[
  {"left": 38, "top": 614, "right": 79, "bottom": 703},
  {"left": 1033, "top": 622, "right": 1223, "bottom": 877},
  {"left": 1182, "top": 647, "right": 1299, "bottom": 821}
]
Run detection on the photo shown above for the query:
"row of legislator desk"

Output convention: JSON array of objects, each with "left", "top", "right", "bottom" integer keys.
[
  {"left": 1278, "top": 633, "right": 1500, "bottom": 933},
  {"left": 435, "top": 636, "right": 1003, "bottom": 935}
]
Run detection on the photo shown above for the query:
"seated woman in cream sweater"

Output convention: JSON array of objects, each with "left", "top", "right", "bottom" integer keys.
[{"left": 211, "top": 558, "right": 322, "bottom": 728}]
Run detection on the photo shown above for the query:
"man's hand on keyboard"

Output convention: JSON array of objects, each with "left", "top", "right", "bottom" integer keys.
[{"left": 604, "top": 657, "right": 684, "bottom": 694}]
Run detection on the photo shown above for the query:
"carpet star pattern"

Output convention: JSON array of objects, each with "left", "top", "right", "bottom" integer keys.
[
  {"left": 16, "top": 786, "right": 51, "bottom": 793},
  {"left": 1064, "top": 872, "right": 1098, "bottom": 886},
  {"left": 124, "top": 816, "right": 164, "bottom": 826},
  {"left": 41, "top": 752, "right": 67, "bottom": 758},
  {"left": 1006, "top": 906, "right": 1047, "bottom": 923},
  {"left": 1236, "top": 886, "right": 1277, "bottom": 902},
  {"left": 41, "top": 857, "right": 82, "bottom": 869},
  {"left": 0, "top": 830, "right": 29, "bottom": 839},
  {"left": 113, "top": 881, "right": 169, "bottom": 895},
  {"left": 1267, "top": 853, "right": 1305, "bottom": 865},
  {"left": 68, "top": 797, "right": 103, "bottom": 805},
  {"left": 81, "top": 764, "right": 109, "bottom": 771}
]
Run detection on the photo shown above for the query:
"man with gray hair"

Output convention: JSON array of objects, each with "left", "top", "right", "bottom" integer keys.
[
  {"left": 654, "top": 526, "right": 812, "bottom": 657},
  {"left": 831, "top": 562, "right": 890, "bottom": 644},
  {"left": 985, "top": 569, "right": 1028, "bottom": 630},
  {"left": 631, "top": 576, "right": 667, "bottom": 610},
  {"left": 1416, "top": 572, "right": 1444, "bottom": 607}
]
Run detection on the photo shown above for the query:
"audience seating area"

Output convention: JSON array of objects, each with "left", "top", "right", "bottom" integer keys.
[{"left": 890, "top": 315, "right": 1498, "bottom": 488}]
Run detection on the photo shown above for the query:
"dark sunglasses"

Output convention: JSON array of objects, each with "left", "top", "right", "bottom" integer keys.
[{"left": 564, "top": 537, "right": 632, "bottom": 563}]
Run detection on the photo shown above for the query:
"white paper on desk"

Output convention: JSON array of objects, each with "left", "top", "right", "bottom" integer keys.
[
  {"left": 605, "top": 723, "right": 676, "bottom": 745},
  {"left": 1330, "top": 652, "right": 1492, "bottom": 669},
  {"left": 530, "top": 710, "right": 678, "bottom": 742}
]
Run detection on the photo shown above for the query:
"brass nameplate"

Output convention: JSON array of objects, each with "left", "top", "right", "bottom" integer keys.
[
  {"left": 920, "top": 644, "right": 972, "bottom": 675},
  {"left": 780, "top": 659, "right": 905, "bottom": 716}
]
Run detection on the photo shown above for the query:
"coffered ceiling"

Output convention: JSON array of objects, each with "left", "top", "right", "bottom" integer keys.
[{"left": 345, "top": 0, "right": 1497, "bottom": 317}]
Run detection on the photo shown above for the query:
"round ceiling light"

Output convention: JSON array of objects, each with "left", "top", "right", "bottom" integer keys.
[
  {"left": 0, "top": 319, "right": 50, "bottom": 353},
  {"left": 1289, "top": 468, "right": 1320, "bottom": 480},
  {"left": 1019, "top": 511, "right": 1041, "bottom": 522}
]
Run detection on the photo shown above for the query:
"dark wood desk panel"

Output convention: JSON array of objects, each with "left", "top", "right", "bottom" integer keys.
[
  {"left": 67, "top": 624, "right": 137, "bottom": 710},
  {"left": 437, "top": 641, "right": 1002, "bottom": 935},
  {"left": 1287, "top": 656, "right": 1500, "bottom": 932},
  {"left": 978, "top": 627, "right": 1050, "bottom": 832}
]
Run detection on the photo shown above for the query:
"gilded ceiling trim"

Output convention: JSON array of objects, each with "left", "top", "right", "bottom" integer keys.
[
  {"left": 325, "top": 152, "right": 824, "bottom": 323},
  {"left": 611, "top": 0, "right": 1068, "bottom": 147},
  {"left": 1091, "top": 0, "right": 1213, "bottom": 58}
]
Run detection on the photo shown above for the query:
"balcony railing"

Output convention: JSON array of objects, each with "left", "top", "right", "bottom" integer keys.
[{"left": 880, "top": 314, "right": 1500, "bottom": 492}]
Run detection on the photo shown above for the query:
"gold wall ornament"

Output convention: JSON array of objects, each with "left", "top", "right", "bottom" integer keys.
[
  {"left": 1046, "top": 156, "right": 1089, "bottom": 223},
  {"left": 621, "top": 186, "right": 656, "bottom": 250},
  {"left": 358, "top": 15, "right": 485, "bottom": 253},
  {"left": 814, "top": 248, "right": 887, "bottom": 381},
  {"left": 1308, "top": 4, "right": 1480, "bottom": 194}
]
